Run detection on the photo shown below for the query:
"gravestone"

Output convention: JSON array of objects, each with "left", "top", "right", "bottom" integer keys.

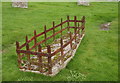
[
  {"left": 77, "top": 0, "right": 90, "bottom": 6},
  {"left": 107, "top": 0, "right": 119, "bottom": 1},
  {"left": 12, "top": 0, "right": 28, "bottom": 8}
]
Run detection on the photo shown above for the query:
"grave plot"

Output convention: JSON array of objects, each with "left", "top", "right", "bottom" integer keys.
[{"left": 16, "top": 16, "right": 85, "bottom": 76}]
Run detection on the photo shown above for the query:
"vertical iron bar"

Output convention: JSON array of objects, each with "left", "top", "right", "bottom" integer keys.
[
  {"left": 69, "top": 32, "right": 72, "bottom": 49},
  {"left": 53, "top": 21, "right": 55, "bottom": 41},
  {"left": 44, "top": 25, "right": 47, "bottom": 45},
  {"left": 78, "top": 23, "right": 81, "bottom": 38},
  {"left": 26, "top": 35, "right": 31, "bottom": 70},
  {"left": 16, "top": 41, "right": 22, "bottom": 69},
  {"left": 38, "top": 45, "right": 43, "bottom": 73},
  {"left": 81, "top": 16, "right": 85, "bottom": 37},
  {"left": 34, "top": 30, "right": 37, "bottom": 51},
  {"left": 47, "top": 45, "right": 52, "bottom": 74},
  {"left": 60, "top": 38, "right": 64, "bottom": 64},
  {"left": 82, "top": 16, "right": 85, "bottom": 30},
  {"left": 61, "top": 18, "right": 63, "bottom": 37},
  {"left": 74, "top": 16, "right": 77, "bottom": 43},
  {"left": 67, "top": 16, "right": 70, "bottom": 31}
]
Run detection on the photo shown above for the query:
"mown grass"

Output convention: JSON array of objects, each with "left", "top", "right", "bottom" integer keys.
[{"left": 2, "top": 2, "right": 118, "bottom": 81}]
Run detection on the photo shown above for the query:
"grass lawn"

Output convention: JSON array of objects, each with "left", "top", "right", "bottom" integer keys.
[{"left": 2, "top": 2, "right": 118, "bottom": 81}]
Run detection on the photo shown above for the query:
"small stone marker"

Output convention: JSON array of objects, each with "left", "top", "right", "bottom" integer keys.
[
  {"left": 12, "top": 0, "right": 28, "bottom": 8},
  {"left": 100, "top": 22, "right": 111, "bottom": 31},
  {"left": 77, "top": 0, "right": 90, "bottom": 6}
]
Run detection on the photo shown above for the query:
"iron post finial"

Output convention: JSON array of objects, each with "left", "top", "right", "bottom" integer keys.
[
  {"left": 34, "top": 30, "right": 36, "bottom": 33},
  {"left": 44, "top": 25, "right": 46, "bottom": 30},
  {"left": 16, "top": 41, "right": 19, "bottom": 49}
]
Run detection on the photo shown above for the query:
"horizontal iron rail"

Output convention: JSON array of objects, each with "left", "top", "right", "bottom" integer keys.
[
  {"left": 18, "top": 19, "right": 82, "bottom": 49},
  {"left": 51, "top": 34, "right": 76, "bottom": 56},
  {"left": 51, "top": 26, "right": 84, "bottom": 56},
  {"left": 29, "top": 27, "right": 68, "bottom": 50},
  {"left": 17, "top": 25, "right": 84, "bottom": 58},
  {"left": 69, "top": 20, "right": 83, "bottom": 22},
  {"left": 18, "top": 20, "right": 67, "bottom": 49},
  {"left": 16, "top": 49, "right": 49, "bottom": 57}
]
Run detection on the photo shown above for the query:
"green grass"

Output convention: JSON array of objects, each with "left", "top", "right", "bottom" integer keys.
[{"left": 2, "top": 2, "right": 118, "bottom": 81}]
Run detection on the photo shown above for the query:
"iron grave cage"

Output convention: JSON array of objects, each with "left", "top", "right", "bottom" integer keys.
[{"left": 16, "top": 16, "right": 85, "bottom": 76}]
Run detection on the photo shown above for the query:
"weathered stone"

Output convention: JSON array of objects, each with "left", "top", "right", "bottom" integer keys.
[
  {"left": 12, "top": 0, "right": 28, "bottom": 8},
  {"left": 100, "top": 22, "right": 111, "bottom": 31},
  {"left": 107, "top": 0, "right": 119, "bottom": 1},
  {"left": 77, "top": 0, "right": 90, "bottom": 6}
]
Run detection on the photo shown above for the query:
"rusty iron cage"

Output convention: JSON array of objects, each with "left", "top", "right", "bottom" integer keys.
[{"left": 16, "top": 16, "right": 85, "bottom": 76}]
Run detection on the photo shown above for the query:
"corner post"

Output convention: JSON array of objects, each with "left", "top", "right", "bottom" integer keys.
[
  {"left": 26, "top": 35, "right": 31, "bottom": 70},
  {"left": 81, "top": 16, "right": 85, "bottom": 37},
  {"left": 16, "top": 41, "right": 22, "bottom": 69}
]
